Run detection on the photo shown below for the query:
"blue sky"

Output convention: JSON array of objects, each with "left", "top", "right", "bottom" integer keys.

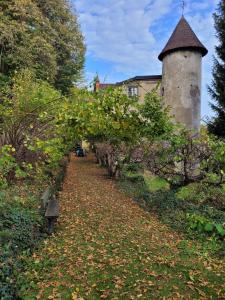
[{"left": 73, "top": 0, "right": 219, "bottom": 119}]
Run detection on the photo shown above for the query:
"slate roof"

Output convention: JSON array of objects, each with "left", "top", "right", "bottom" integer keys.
[
  {"left": 117, "top": 75, "right": 162, "bottom": 85},
  {"left": 158, "top": 16, "right": 208, "bottom": 61}
]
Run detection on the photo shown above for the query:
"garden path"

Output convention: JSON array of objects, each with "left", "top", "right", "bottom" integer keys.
[{"left": 22, "top": 154, "right": 225, "bottom": 300}]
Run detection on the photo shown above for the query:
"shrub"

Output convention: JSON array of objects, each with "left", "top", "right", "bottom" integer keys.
[
  {"left": 177, "top": 183, "right": 225, "bottom": 210},
  {"left": 123, "top": 163, "right": 142, "bottom": 173},
  {"left": 0, "top": 186, "right": 44, "bottom": 299},
  {"left": 0, "top": 145, "right": 23, "bottom": 188},
  {"left": 144, "top": 174, "right": 170, "bottom": 192},
  {"left": 126, "top": 173, "right": 145, "bottom": 183},
  {"left": 145, "top": 127, "right": 225, "bottom": 187},
  {"left": 186, "top": 213, "right": 225, "bottom": 238}
]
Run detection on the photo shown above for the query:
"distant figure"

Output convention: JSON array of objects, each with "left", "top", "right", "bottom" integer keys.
[
  {"left": 76, "top": 148, "right": 86, "bottom": 157},
  {"left": 74, "top": 143, "right": 86, "bottom": 157}
]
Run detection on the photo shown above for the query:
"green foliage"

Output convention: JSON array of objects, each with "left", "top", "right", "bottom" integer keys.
[
  {"left": 186, "top": 213, "right": 225, "bottom": 238},
  {"left": 125, "top": 173, "right": 145, "bottom": 184},
  {"left": 146, "top": 127, "right": 225, "bottom": 187},
  {"left": 36, "top": 0, "right": 85, "bottom": 93},
  {"left": 0, "top": 185, "right": 44, "bottom": 299},
  {"left": 0, "top": 145, "right": 16, "bottom": 188},
  {"left": 56, "top": 88, "right": 94, "bottom": 142},
  {"left": 118, "top": 168, "right": 225, "bottom": 249},
  {"left": 208, "top": 0, "right": 225, "bottom": 138},
  {"left": 123, "top": 163, "right": 141, "bottom": 173},
  {"left": 92, "top": 87, "right": 142, "bottom": 144},
  {"left": 0, "top": 0, "right": 85, "bottom": 93},
  {"left": 91, "top": 87, "right": 173, "bottom": 177},
  {"left": 177, "top": 183, "right": 225, "bottom": 210},
  {"left": 0, "top": 70, "right": 73, "bottom": 176},
  {"left": 203, "top": 134, "right": 225, "bottom": 184},
  {"left": 0, "top": 67, "right": 72, "bottom": 298},
  {"left": 139, "top": 88, "right": 172, "bottom": 140},
  {"left": 69, "top": 86, "right": 172, "bottom": 146},
  {"left": 0, "top": 145, "right": 28, "bottom": 188},
  {"left": 0, "top": 73, "right": 10, "bottom": 90},
  {"left": 144, "top": 175, "right": 170, "bottom": 192},
  {"left": 30, "top": 137, "right": 67, "bottom": 169}
]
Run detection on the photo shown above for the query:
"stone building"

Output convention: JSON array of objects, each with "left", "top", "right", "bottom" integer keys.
[
  {"left": 116, "top": 75, "right": 162, "bottom": 103},
  {"left": 95, "top": 16, "right": 208, "bottom": 130},
  {"left": 159, "top": 16, "right": 208, "bottom": 130},
  {"left": 94, "top": 75, "right": 161, "bottom": 102}
]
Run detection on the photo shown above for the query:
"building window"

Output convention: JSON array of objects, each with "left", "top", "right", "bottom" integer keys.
[{"left": 128, "top": 86, "right": 138, "bottom": 97}]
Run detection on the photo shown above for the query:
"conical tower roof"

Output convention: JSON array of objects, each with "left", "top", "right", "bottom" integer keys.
[{"left": 158, "top": 16, "right": 208, "bottom": 61}]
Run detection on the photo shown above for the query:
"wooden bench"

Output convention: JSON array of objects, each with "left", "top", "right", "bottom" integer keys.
[
  {"left": 45, "top": 197, "right": 59, "bottom": 234},
  {"left": 40, "top": 155, "right": 69, "bottom": 234},
  {"left": 41, "top": 186, "right": 52, "bottom": 211},
  {"left": 41, "top": 186, "right": 58, "bottom": 234}
]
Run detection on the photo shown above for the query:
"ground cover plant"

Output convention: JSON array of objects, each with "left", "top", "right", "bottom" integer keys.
[
  {"left": 117, "top": 162, "right": 225, "bottom": 257},
  {"left": 0, "top": 182, "right": 45, "bottom": 298},
  {"left": 90, "top": 88, "right": 225, "bottom": 252}
]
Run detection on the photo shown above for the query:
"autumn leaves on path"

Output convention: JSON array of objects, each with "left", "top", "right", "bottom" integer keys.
[{"left": 21, "top": 154, "right": 225, "bottom": 300}]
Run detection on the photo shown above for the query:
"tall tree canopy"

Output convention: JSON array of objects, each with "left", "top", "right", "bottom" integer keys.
[
  {"left": 0, "top": 0, "right": 85, "bottom": 93},
  {"left": 208, "top": 0, "right": 225, "bottom": 137}
]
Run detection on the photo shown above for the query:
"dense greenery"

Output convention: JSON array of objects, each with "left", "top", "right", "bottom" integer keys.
[
  {"left": 208, "top": 0, "right": 225, "bottom": 137},
  {"left": 118, "top": 164, "right": 225, "bottom": 249},
  {"left": 0, "top": 184, "right": 45, "bottom": 298},
  {"left": 0, "top": 0, "right": 85, "bottom": 93},
  {"left": 145, "top": 127, "right": 225, "bottom": 187},
  {"left": 16, "top": 157, "right": 225, "bottom": 300},
  {"left": 0, "top": 66, "right": 173, "bottom": 297},
  {"left": 0, "top": 70, "right": 225, "bottom": 298},
  {"left": 0, "top": 70, "right": 70, "bottom": 298},
  {"left": 0, "top": 1, "right": 85, "bottom": 296},
  {"left": 0, "top": 1, "right": 225, "bottom": 297},
  {"left": 93, "top": 88, "right": 172, "bottom": 178}
]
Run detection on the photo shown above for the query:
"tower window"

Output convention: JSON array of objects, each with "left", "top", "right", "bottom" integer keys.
[{"left": 128, "top": 86, "right": 138, "bottom": 97}]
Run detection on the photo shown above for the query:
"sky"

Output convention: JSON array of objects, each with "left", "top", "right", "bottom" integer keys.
[{"left": 73, "top": 0, "right": 220, "bottom": 120}]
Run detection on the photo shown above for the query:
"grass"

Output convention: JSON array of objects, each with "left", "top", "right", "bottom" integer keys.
[
  {"left": 17, "top": 155, "right": 225, "bottom": 299},
  {"left": 143, "top": 170, "right": 169, "bottom": 192},
  {"left": 118, "top": 169, "right": 225, "bottom": 258}
]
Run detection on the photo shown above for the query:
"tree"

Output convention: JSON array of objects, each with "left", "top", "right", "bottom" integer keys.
[
  {"left": 35, "top": 0, "right": 85, "bottom": 93},
  {"left": 87, "top": 87, "right": 172, "bottom": 178},
  {"left": 0, "top": 0, "right": 56, "bottom": 83},
  {"left": 0, "top": 69, "right": 63, "bottom": 163},
  {"left": 0, "top": 0, "right": 85, "bottom": 93},
  {"left": 145, "top": 127, "right": 225, "bottom": 187},
  {"left": 208, "top": 0, "right": 225, "bottom": 137}
]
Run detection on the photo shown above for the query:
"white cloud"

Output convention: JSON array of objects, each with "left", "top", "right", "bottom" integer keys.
[
  {"left": 75, "top": 0, "right": 173, "bottom": 74},
  {"left": 74, "top": 0, "right": 219, "bottom": 117}
]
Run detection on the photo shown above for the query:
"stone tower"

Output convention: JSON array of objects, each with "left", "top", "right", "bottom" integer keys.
[{"left": 158, "top": 16, "right": 208, "bottom": 130}]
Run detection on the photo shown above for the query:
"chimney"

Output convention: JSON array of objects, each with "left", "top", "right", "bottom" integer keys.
[{"left": 94, "top": 75, "right": 100, "bottom": 92}]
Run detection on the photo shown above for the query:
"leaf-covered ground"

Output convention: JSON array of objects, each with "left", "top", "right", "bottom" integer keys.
[{"left": 19, "top": 155, "right": 225, "bottom": 300}]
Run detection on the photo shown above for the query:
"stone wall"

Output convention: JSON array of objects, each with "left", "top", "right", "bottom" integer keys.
[
  {"left": 123, "top": 80, "right": 161, "bottom": 102},
  {"left": 162, "top": 50, "right": 202, "bottom": 130}
]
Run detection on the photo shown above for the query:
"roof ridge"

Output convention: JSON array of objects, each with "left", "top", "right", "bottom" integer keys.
[{"left": 116, "top": 75, "right": 162, "bottom": 85}]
